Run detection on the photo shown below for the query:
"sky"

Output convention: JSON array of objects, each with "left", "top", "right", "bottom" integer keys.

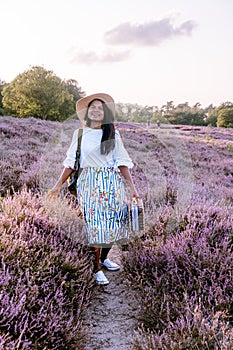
[{"left": 1, "top": 0, "right": 233, "bottom": 108}]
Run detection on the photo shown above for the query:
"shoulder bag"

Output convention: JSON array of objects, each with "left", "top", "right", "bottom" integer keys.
[{"left": 67, "top": 128, "right": 83, "bottom": 196}]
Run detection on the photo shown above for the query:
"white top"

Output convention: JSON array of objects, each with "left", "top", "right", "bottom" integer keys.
[{"left": 63, "top": 127, "right": 134, "bottom": 169}]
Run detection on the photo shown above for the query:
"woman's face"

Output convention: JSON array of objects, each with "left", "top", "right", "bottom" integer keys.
[{"left": 87, "top": 100, "right": 104, "bottom": 123}]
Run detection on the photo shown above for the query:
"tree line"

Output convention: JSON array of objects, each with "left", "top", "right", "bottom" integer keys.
[
  {"left": 1, "top": 66, "right": 232, "bottom": 127},
  {"left": 116, "top": 101, "right": 233, "bottom": 128}
]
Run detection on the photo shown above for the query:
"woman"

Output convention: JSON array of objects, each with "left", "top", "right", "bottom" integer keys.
[{"left": 49, "top": 93, "right": 139, "bottom": 285}]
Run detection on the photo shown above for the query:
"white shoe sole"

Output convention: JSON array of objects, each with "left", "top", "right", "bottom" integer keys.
[
  {"left": 101, "top": 263, "right": 120, "bottom": 271},
  {"left": 96, "top": 280, "right": 109, "bottom": 285},
  {"left": 95, "top": 271, "right": 109, "bottom": 285}
]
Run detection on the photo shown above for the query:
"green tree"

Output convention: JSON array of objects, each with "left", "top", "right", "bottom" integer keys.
[
  {"left": 60, "top": 79, "right": 85, "bottom": 117},
  {"left": 64, "top": 79, "right": 84, "bottom": 102},
  {"left": 161, "top": 101, "right": 175, "bottom": 117},
  {"left": 2, "top": 66, "right": 75, "bottom": 120},
  {"left": 165, "top": 102, "right": 206, "bottom": 126},
  {"left": 0, "top": 79, "right": 6, "bottom": 115},
  {"left": 217, "top": 107, "right": 233, "bottom": 128},
  {"left": 115, "top": 103, "right": 129, "bottom": 122},
  {"left": 205, "top": 108, "right": 218, "bottom": 126}
]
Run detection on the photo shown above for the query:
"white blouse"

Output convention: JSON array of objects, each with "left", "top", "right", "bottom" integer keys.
[{"left": 63, "top": 127, "right": 134, "bottom": 169}]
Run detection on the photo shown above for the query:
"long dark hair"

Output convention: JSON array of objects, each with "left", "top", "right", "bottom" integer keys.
[{"left": 84, "top": 99, "right": 115, "bottom": 155}]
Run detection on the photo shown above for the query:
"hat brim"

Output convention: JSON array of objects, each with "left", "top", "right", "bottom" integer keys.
[{"left": 76, "top": 93, "right": 115, "bottom": 121}]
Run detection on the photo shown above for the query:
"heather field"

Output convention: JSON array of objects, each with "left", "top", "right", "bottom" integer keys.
[{"left": 0, "top": 116, "right": 233, "bottom": 349}]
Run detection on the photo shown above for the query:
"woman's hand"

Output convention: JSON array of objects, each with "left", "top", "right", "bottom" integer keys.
[
  {"left": 131, "top": 189, "right": 140, "bottom": 201},
  {"left": 130, "top": 183, "right": 140, "bottom": 201},
  {"left": 47, "top": 185, "right": 61, "bottom": 199},
  {"left": 47, "top": 167, "right": 73, "bottom": 199}
]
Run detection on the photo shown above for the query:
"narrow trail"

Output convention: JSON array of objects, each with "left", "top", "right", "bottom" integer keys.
[
  {"left": 84, "top": 123, "right": 147, "bottom": 349},
  {"left": 84, "top": 245, "right": 139, "bottom": 350}
]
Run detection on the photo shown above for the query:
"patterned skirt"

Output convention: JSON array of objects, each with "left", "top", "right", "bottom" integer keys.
[{"left": 76, "top": 167, "right": 129, "bottom": 246}]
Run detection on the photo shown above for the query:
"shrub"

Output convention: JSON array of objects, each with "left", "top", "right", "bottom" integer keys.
[
  {"left": 0, "top": 116, "right": 58, "bottom": 196},
  {"left": 0, "top": 189, "right": 94, "bottom": 349},
  {"left": 134, "top": 310, "right": 233, "bottom": 350},
  {"left": 123, "top": 204, "right": 233, "bottom": 349}
]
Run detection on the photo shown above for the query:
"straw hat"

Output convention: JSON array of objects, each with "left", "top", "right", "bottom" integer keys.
[{"left": 76, "top": 93, "right": 115, "bottom": 121}]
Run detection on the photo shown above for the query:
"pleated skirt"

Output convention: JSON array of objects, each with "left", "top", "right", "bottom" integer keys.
[{"left": 77, "top": 167, "right": 129, "bottom": 246}]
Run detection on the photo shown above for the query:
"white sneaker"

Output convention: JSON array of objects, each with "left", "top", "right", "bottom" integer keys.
[
  {"left": 94, "top": 270, "right": 109, "bottom": 285},
  {"left": 101, "top": 259, "right": 120, "bottom": 271}
]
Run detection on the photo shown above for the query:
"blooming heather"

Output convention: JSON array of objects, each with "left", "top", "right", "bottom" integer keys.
[
  {"left": 0, "top": 189, "right": 94, "bottom": 349},
  {"left": 119, "top": 124, "right": 233, "bottom": 349},
  {"left": 1, "top": 117, "right": 233, "bottom": 348}
]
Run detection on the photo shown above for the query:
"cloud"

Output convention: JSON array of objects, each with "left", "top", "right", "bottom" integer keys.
[
  {"left": 104, "top": 17, "right": 197, "bottom": 47},
  {"left": 70, "top": 49, "right": 131, "bottom": 64},
  {"left": 69, "top": 16, "right": 196, "bottom": 65}
]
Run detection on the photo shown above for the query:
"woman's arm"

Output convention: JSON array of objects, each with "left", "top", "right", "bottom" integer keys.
[
  {"left": 48, "top": 167, "right": 74, "bottom": 197},
  {"left": 48, "top": 129, "right": 80, "bottom": 198},
  {"left": 118, "top": 165, "right": 139, "bottom": 199}
]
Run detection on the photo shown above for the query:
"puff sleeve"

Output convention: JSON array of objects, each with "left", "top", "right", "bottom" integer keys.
[
  {"left": 63, "top": 129, "right": 79, "bottom": 169},
  {"left": 113, "top": 131, "right": 134, "bottom": 168}
]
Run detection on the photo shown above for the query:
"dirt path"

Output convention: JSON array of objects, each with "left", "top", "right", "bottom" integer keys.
[{"left": 84, "top": 245, "right": 139, "bottom": 350}]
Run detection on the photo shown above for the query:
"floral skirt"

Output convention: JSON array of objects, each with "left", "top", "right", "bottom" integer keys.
[{"left": 76, "top": 167, "right": 129, "bottom": 246}]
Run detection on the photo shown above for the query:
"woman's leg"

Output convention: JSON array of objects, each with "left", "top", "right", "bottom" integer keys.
[
  {"left": 100, "top": 247, "right": 111, "bottom": 263},
  {"left": 100, "top": 246, "right": 120, "bottom": 271},
  {"left": 91, "top": 246, "right": 109, "bottom": 285},
  {"left": 91, "top": 246, "right": 101, "bottom": 272}
]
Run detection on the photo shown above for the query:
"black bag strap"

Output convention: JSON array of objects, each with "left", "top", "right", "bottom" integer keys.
[{"left": 74, "top": 128, "right": 83, "bottom": 171}]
